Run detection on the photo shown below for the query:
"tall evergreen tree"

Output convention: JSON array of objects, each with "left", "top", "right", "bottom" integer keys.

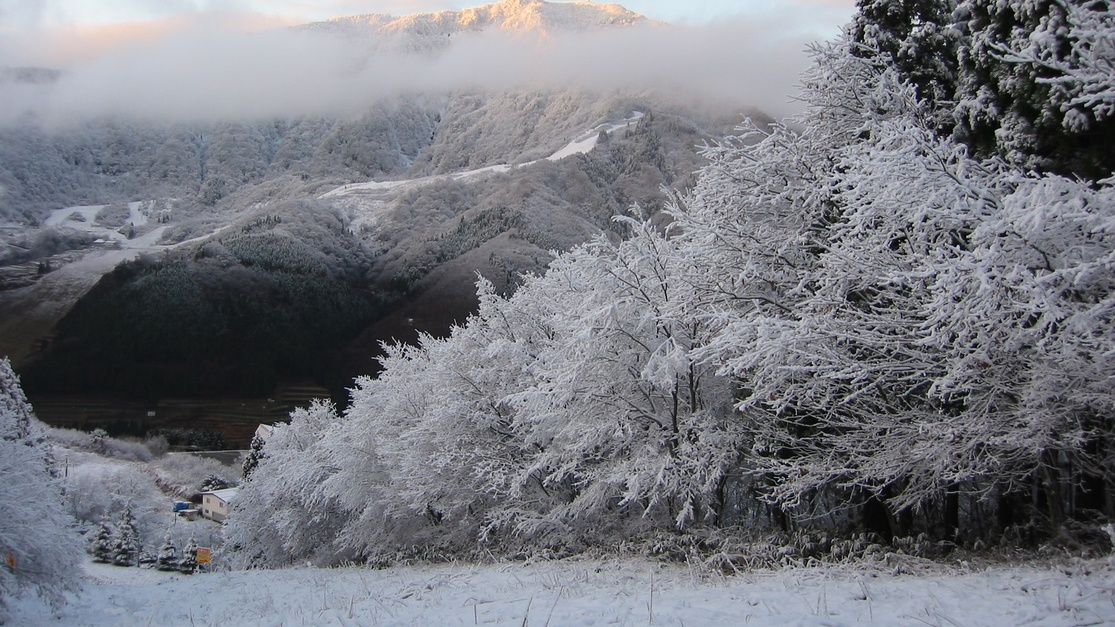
[
  {"left": 851, "top": 0, "right": 960, "bottom": 118},
  {"left": 954, "top": 0, "right": 1115, "bottom": 179},
  {"left": 111, "top": 506, "right": 139, "bottom": 567},
  {"left": 241, "top": 433, "right": 266, "bottom": 480},
  {"left": 0, "top": 357, "right": 41, "bottom": 446},
  {"left": 89, "top": 519, "right": 115, "bottom": 563},
  {"left": 156, "top": 532, "right": 178, "bottom": 571},
  {"left": 178, "top": 537, "right": 198, "bottom": 574}
]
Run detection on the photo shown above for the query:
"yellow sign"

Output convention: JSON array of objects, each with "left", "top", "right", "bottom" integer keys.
[{"left": 196, "top": 547, "right": 212, "bottom": 564}]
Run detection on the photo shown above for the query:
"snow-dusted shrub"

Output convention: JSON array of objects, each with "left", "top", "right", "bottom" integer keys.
[
  {"left": 150, "top": 453, "right": 235, "bottom": 498},
  {"left": 62, "top": 459, "right": 165, "bottom": 540},
  {"left": 43, "top": 426, "right": 162, "bottom": 462}
]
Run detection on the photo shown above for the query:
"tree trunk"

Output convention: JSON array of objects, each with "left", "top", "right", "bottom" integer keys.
[{"left": 942, "top": 485, "right": 959, "bottom": 543}]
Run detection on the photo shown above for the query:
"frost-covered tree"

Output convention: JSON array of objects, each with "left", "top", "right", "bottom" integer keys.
[
  {"left": 499, "top": 216, "right": 736, "bottom": 537},
  {"left": 223, "top": 400, "right": 348, "bottom": 568},
  {"left": 111, "top": 506, "right": 140, "bottom": 567},
  {"left": 156, "top": 532, "right": 178, "bottom": 571},
  {"left": 954, "top": 0, "right": 1115, "bottom": 179},
  {"left": 0, "top": 361, "right": 81, "bottom": 618},
  {"left": 241, "top": 433, "right": 266, "bottom": 480},
  {"left": 0, "top": 358, "right": 41, "bottom": 446},
  {"left": 851, "top": 0, "right": 959, "bottom": 115},
  {"left": 292, "top": 213, "right": 742, "bottom": 558},
  {"left": 179, "top": 537, "right": 198, "bottom": 574},
  {"left": 89, "top": 519, "right": 115, "bottom": 563},
  {"left": 315, "top": 283, "right": 544, "bottom": 560},
  {"left": 676, "top": 20, "right": 1115, "bottom": 542}
]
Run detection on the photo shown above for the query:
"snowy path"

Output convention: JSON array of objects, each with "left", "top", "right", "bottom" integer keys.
[{"left": 14, "top": 558, "right": 1115, "bottom": 625}]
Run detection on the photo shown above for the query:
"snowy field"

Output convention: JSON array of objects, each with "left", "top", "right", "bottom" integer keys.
[{"left": 10, "top": 557, "right": 1115, "bottom": 625}]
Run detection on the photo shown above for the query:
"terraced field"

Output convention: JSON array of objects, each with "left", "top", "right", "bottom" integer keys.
[{"left": 29, "top": 379, "right": 332, "bottom": 448}]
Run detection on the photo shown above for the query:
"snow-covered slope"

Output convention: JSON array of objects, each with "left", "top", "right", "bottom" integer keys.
[
  {"left": 10, "top": 557, "right": 1114, "bottom": 625},
  {"left": 321, "top": 110, "right": 645, "bottom": 236}
]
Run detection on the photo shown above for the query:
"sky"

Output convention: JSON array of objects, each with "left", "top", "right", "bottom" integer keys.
[
  {"left": 0, "top": 1, "right": 854, "bottom": 30},
  {"left": 0, "top": 0, "right": 858, "bottom": 125}
]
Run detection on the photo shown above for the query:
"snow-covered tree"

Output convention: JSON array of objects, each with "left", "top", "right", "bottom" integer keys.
[
  {"left": 851, "top": 0, "right": 959, "bottom": 115},
  {"left": 179, "top": 537, "right": 198, "bottom": 574},
  {"left": 111, "top": 506, "right": 139, "bottom": 567},
  {"left": 316, "top": 281, "right": 545, "bottom": 560},
  {"left": 496, "top": 215, "right": 736, "bottom": 537},
  {"left": 674, "top": 18, "right": 1115, "bottom": 542},
  {"left": 89, "top": 519, "right": 114, "bottom": 563},
  {"left": 223, "top": 400, "right": 348, "bottom": 568},
  {"left": 241, "top": 433, "right": 266, "bottom": 479},
  {"left": 0, "top": 361, "right": 81, "bottom": 618},
  {"left": 954, "top": 0, "right": 1115, "bottom": 179},
  {"left": 156, "top": 532, "right": 179, "bottom": 572},
  {"left": 0, "top": 358, "right": 41, "bottom": 446}
]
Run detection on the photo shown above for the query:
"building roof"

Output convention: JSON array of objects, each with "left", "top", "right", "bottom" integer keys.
[
  {"left": 201, "top": 487, "right": 239, "bottom": 503},
  {"left": 254, "top": 424, "right": 275, "bottom": 441}
]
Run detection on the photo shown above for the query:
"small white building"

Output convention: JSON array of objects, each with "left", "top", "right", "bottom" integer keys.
[
  {"left": 199, "top": 488, "right": 238, "bottom": 522},
  {"left": 254, "top": 424, "right": 274, "bottom": 442}
]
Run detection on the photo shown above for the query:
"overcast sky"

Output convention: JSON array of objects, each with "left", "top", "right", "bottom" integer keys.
[{"left": 0, "top": 0, "right": 857, "bottom": 126}]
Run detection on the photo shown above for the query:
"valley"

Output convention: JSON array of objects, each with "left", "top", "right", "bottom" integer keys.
[{"left": 1, "top": 53, "right": 739, "bottom": 439}]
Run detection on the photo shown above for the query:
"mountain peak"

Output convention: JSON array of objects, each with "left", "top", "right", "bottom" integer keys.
[
  {"left": 302, "top": 1, "right": 651, "bottom": 46},
  {"left": 478, "top": 0, "right": 647, "bottom": 32}
]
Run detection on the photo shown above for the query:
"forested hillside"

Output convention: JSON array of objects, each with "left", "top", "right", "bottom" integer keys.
[{"left": 226, "top": 0, "right": 1115, "bottom": 567}]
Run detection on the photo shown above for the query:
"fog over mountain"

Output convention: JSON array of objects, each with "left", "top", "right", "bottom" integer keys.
[{"left": 1, "top": 0, "right": 814, "bottom": 125}]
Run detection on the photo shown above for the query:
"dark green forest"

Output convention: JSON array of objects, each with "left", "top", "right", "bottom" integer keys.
[{"left": 21, "top": 203, "right": 385, "bottom": 398}]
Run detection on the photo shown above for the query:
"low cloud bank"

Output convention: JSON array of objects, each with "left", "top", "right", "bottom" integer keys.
[{"left": 1, "top": 16, "right": 835, "bottom": 126}]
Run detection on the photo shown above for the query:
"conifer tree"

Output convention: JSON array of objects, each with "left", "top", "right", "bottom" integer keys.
[
  {"left": 90, "top": 518, "right": 115, "bottom": 563},
  {"left": 0, "top": 357, "right": 40, "bottom": 446},
  {"left": 851, "top": 0, "right": 959, "bottom": 112},
  {"left": 241, "top": 433, "right": 266, "bottom": 480},
  {"left": 954, "top": 0, "right": 1115, "bottom": 179},
  {"left": 111, "top": 506, "right": 139, "bottom": 567},
  {"left": 156, "top": 532, "right": 178, "bottom": 571},
  {"left": 179, "top": 537, "right": 198, "bottom": 574}
]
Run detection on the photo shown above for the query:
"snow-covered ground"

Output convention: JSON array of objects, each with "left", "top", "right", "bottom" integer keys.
[
  {"left": 10, "top": 556, "right": 1115, "bottom": 625},
  {"left": 43, "top": 203, "right": 162, "bottom": 246},
  {"left": 324, "top": 111, "right": 645, "bottom": 200},
  {"left": 321, "top": 112, "right": 645, "bottom": 235}
]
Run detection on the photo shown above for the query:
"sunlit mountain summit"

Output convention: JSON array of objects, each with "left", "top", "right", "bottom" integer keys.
[{"left": 298, "top": 0, "right": 654, "bottom": 51}]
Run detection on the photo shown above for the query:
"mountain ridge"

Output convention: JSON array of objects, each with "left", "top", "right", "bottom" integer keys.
[
  {"left": 310, "top": 0, "right": 648, "bottom": 33},
  {"left": 297, "top": 0, "right": 653, "bottom": 52}
]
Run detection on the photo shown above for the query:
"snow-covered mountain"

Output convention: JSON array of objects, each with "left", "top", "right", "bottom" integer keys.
[
  {"left": 0, "top": 0, "right": 756, "bottom": 415},
  {"left": 298, "top": 0, "right": 652, "bottom": 52}
]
